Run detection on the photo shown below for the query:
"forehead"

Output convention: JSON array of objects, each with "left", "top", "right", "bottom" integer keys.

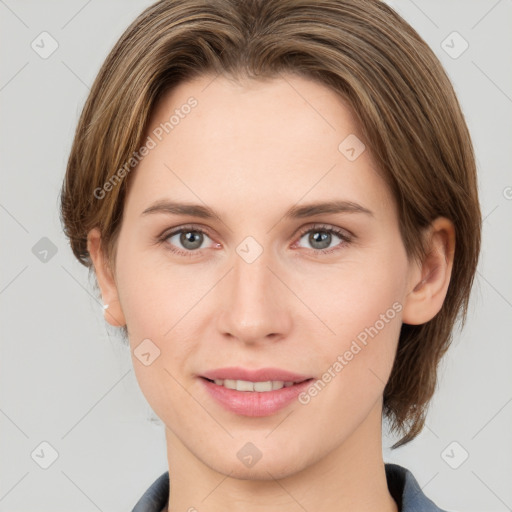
[
  {"left": 150, "top": 72, "right": 355, "bottom": 158},
  {"left": 125, "top": 73, "right": 393, "bottom": 218}
]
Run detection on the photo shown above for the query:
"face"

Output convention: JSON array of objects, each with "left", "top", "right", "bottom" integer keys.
[{"left": 104, "top": 73, "right": 417, "bottom": 479}]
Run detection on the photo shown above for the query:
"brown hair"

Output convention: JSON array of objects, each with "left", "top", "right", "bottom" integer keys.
[{"left": 60, "top": 0, "right": 481, "bottom": 447}]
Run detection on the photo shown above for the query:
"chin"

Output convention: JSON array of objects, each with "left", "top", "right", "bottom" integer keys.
[{"left": 212, "top": 457, "right": 306, "bottom": 482}]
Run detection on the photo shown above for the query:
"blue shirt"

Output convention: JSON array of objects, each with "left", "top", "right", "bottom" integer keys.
[{"left": 131, "top": 463, "right": 447, "bottom": 511}]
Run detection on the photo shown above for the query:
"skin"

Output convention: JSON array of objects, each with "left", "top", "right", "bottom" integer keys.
[{"left": 88, "top": 73, "right": 455, "bottom": 512}]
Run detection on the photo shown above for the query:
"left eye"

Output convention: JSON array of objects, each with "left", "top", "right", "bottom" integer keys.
[{"left": 296, "top": 226, "right": 349, "bottom": 252}]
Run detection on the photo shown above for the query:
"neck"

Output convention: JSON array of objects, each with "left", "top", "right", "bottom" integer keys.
[{"left": 164, "top": 400, "right": 397, "bottom": 512}]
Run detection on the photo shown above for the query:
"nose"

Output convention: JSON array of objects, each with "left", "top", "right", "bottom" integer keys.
[{"left": 217, "top": 248, "right": 293, "bottom": 345}]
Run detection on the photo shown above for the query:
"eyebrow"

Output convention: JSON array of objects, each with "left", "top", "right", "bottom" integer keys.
[{"left": 141, "top": 199, "right": 373, "bottom": 220}]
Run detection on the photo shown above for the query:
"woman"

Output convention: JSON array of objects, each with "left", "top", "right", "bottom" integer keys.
[{"left": 60, "top": 0, "right": 481, "bottom": 510}]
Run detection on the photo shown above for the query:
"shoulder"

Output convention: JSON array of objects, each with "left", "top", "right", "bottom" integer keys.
[{"left": 385, "top": 463, "right": 450, "bottom": 512}]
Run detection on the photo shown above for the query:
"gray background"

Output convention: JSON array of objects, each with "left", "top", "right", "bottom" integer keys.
[{"left": 1, "top": 1, "right": 511, "bottom": 510}]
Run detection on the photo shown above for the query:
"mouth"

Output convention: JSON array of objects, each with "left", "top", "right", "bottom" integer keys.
[
  {"left": 199, "top": 375, "right": 315, "bottom": 416},
  {"left": 201, "top": 376, "right": 314, "bottom": 392}
]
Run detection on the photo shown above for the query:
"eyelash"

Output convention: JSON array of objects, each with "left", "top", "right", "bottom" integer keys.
[{"left": 157, "top": 223, "right": 353, "bottom": 258}]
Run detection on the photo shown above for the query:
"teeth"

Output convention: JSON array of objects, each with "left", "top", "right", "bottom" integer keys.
[{"left": 211, "top": 378, "right": 299, "bottom": 392}]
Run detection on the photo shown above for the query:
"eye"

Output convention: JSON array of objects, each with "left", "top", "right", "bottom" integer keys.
[
  {"left": 161, "top": 225, "right": 217, "bottom": 257},
  {"left": 294, "top": 224, "right": 352, "bottom": 254}
]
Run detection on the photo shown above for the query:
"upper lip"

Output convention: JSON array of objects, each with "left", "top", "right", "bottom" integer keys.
[{"left": 201, "top": 367, "right": 313, "bottom": 383}]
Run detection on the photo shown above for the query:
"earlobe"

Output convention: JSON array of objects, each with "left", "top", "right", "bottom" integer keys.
[
  {"left": 87, "top": 228, "right": 126, "bottom": 327},
  {"left": 402, "top": 218, "right": 455, "bottom": 325}
]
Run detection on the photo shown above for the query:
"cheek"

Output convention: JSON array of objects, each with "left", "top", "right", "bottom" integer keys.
[
  {"left": 114, "top": 237, "right": 200, "bottom": 337},
  {"left": 295, "top": 248, "right": 407, "bottom": 411},
  {"left": 301, "top": 247, "right": 406, "bottom": 346},
  {"left": 114, "top": 242, "right": 218, "bottom": 388},
  {"left": 115, "top": 252, "right": 205, "bottom": 419}
]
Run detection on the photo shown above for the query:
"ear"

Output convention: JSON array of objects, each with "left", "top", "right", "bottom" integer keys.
[
  {"left": 402, "top": 217, "right": 455, "bottom": 325},
  {"left": 87, "top": 228, "right": 126, "bottom": 327}
]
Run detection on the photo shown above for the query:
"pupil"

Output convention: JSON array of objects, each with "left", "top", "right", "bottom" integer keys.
[
  {"left": 181, "top": 231, "right": 202, "bottom": 249},
  {"left": 310, "top": 231, "right": 330, "bottom": 249}
]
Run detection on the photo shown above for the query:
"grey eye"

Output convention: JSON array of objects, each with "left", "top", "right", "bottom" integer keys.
[
  {"left": 167, "top": 230, "right": 208, "bottom": 251},
  {"left": 298, "top": 230, "right": 342, "bottom": 251}
]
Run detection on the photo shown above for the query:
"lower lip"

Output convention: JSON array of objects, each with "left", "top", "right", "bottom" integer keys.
[{"left": 200, "top": 377, "right": 314, "bottom": 416}]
